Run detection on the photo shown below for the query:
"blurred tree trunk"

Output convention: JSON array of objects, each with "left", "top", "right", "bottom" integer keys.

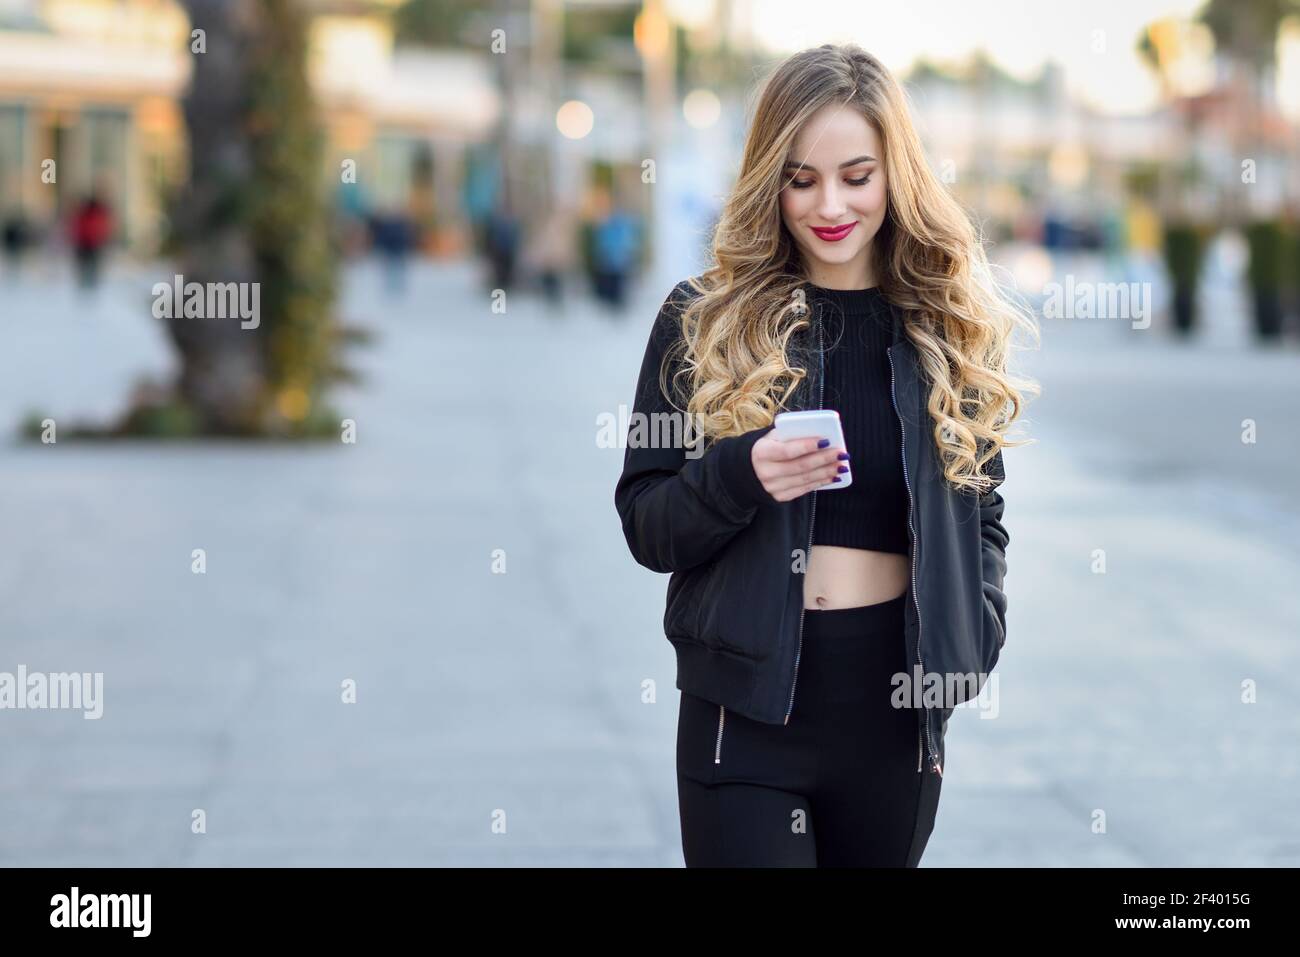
[
  {"left": 168, "top": 0, "right": 339, "bottom": 436},
  {"left": 170, "top": 0, "right": 266, "bottom": 434}
]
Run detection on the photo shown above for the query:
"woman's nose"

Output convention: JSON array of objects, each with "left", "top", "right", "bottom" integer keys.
[{"left": 816, "top": 182, "right": 847, "bottom": 220}]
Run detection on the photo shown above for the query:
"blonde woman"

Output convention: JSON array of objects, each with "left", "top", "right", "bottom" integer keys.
[{"left": 614, "top": 43, "right": 1038, "bottom": 867}]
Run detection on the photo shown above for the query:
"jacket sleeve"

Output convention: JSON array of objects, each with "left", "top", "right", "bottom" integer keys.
[
  {"left": 613, "top": 281, "right": 779, "bottom": 574},
  {"left": 977, "top": 449, "right": 1009, "bottom": 651}
]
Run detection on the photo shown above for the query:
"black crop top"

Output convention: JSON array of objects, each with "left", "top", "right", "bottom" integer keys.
[{"left": 805, "top": 283, "right": 911, "bottom": 556}]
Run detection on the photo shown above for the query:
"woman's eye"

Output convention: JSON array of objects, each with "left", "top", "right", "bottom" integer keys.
[{"left": 789, "top": 174, "right": 871, "bottom": 190}]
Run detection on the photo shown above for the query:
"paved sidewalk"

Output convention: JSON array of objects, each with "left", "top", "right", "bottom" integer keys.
[{"left": 1, "top": 258, "right": 1296, "bottom": 865}]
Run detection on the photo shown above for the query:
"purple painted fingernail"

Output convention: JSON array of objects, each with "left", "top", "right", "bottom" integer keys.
[
  {"left": 837, "top": 465, "right": 849, "bottom": 473},
  {"left": 817, "top": 438, "right": 830, "bottom": 448},
  {"left": 832, "top": 475, "right": 842, "bottom": 482},
  {"left": 837, "top": 452, "right": 850, "bottom": 460}
]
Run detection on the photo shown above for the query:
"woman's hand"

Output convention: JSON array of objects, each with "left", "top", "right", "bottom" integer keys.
[{"left": 750, "top": 433, "right": 849, "bottom": 503}]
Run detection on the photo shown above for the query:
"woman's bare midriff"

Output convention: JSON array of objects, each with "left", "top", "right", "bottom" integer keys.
[{"left": 804, "top": 545, "right": 910, "bottom": 610}]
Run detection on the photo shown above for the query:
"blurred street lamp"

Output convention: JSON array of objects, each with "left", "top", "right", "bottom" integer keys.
[
  {"left": 633, "top": 0, "right": 672, "bottom": 60},
  {"left": 635, "top": 0, "right": 676, "bottom": 275},
  {"left": 683, "top": 87, "right": 721, "bottom": 129},
  {"left": 635, "top": 0, "right": 675, "bottom": 153},
  {"left": 556, "top": 99, "right": 594, "bottom": 139}
]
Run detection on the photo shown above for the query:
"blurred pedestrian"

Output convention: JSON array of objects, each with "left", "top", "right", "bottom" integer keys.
[
  {"left": 369, "top": 206, "right": 416, "bottom": 298},
  {"left": 334, "top": 180, "right": 372, "bottom": 260},
  {"left": 2, "top": 209, "right": 30, "bottom": 274},
  {"left": 523, "top": 203, "right": 578, "bottom": 309},
  {"left": 591, "top": 202, "right": 641, "bottom": 313},
  {"left": 484, "top": 205, "right": 522, "bottom": 292},
  {"left": 68, "top": 192, "right": 113, "bottom": 289}
]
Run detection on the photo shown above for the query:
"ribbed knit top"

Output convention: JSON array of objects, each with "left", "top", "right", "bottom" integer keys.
[{"left": 806, "top": 283, "right": 911, "bottom": 556}]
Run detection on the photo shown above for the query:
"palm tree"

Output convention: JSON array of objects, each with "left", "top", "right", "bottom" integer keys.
[
  {"left": 1197, "top": 0, "right": 1298, "bottom": 222},
  {"left": 160, "top": 0, "right": 341, "bottom": 436},
  {"left": 1198, "top": 0, "right": 1299, "bottom": 339}
]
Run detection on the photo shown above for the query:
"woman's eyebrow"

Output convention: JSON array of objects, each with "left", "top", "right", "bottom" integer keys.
[{"left": 782, "top": 154, "right": 876, "bottom": 173}]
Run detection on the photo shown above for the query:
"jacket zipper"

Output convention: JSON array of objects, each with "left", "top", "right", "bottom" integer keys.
[
  {"left": 889, "top": 344, "right": 942, "bottom": 777},
  {"left": 784, "top": 306, "right": 825, "bottom": 726},
  {"left": 714, "top": 705, "right": 725, "bottom": 764}
]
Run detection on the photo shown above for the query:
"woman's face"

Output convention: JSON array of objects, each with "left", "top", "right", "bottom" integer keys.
[{"left": 778, "top": 102, "right": 888, "bottom": 287}]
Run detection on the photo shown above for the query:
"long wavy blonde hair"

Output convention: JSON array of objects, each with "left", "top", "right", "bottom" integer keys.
[{"left": 662, "top": 43, "right": 1040, "bottom": 494}]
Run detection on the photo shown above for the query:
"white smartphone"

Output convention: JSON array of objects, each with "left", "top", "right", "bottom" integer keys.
[{"left": 772, "top": 409, "right": 851, "bottom": 490}]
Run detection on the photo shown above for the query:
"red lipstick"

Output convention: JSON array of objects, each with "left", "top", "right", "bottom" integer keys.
[{"left": 810, "top": 222, "right": 857, "bottom": 242}]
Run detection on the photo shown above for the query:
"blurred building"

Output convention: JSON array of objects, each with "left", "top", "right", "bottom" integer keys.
[
  {"left": 902, "top": 58, "right": 1187, "bottom": 243},
  {"left": 0, "top": 0, "right": 498, "bottom": 255},
  {"left": 902, "top": 52, "right": 1296, "bottom": 249}
]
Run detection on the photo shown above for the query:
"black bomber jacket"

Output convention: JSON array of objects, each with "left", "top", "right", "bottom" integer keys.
[{"left": 613, "top": 278, "right": 1010, "bottom": 777}]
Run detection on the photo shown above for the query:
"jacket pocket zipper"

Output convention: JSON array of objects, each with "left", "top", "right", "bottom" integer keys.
[
  {"left": 890, "top": 345, "right": 941, "bottom": 778},
  {"left": 714, "top": 705, "right": 726, "bottom": 764}
]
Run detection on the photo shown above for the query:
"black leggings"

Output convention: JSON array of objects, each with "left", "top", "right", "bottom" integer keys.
[{"left": 675, "top": 591, "right": 942, "bottom": 867}]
